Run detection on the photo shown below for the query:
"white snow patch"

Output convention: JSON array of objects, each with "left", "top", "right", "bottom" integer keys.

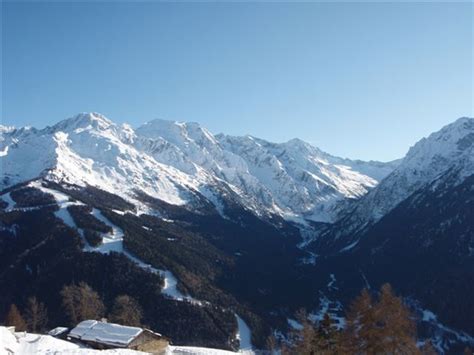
[
  {"left": 287, "top": 318, "right": 303, "bottom": 330},
  {"left": 88, "top": 209, "right": 125, "bottom": 254},
  {"left": 28, "top": 181, "right": 84, "bottom": 229},
  {"left": 0, "top": 145, "right": 9, "bottom": 157},
  {"left": 339, "top": 239, "right": 359, "bottom": 252},
  {"left": 235, "top": 315, "right": 253, "bottom": 352},
  {"left": 309, "top": 293, "right": 345, "bottom": 329},
  {"left": 416, "top": 306, "right": 474, "bottom": 353},
  {"left": 84, "top": 209, "right": 199, "bottom": 304},
  {"left": 422, "top": 309, "right": 437, "bottom": 322},
  {"left": 159, "top": 270, "right": 198, "bottom": 303},
  {"left": 327, "top": 274, "right": 338, "bottom": 291}
]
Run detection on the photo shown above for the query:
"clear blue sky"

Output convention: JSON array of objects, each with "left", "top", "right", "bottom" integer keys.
[{"left": 1, "top": 1, "right": 472, "bottom": 161}]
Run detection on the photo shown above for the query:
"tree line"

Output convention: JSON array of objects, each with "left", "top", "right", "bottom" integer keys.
[
  {"left": 5, "top": 281, "right": 473, "bottom": 354},
  {"left": 4, "top": 282, "right": 143, "bottom": 332}
]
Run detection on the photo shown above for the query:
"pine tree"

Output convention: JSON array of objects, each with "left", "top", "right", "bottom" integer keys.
[
  {"left": 24, "top": 297, "right": 48, "bottom": 332},
  {"left": 109, "top": 295, "right": 142, "bottom": 326},
  {"left": 61, "top": 282, "right": 105, "bottom": 325},
  {"left": 5, "top": 304, "right": 27, "bottom": 331}
]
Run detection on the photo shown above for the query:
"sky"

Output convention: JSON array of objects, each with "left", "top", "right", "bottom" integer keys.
[{"left": 1, "top": 1, "right": 472, "bottom": 161}]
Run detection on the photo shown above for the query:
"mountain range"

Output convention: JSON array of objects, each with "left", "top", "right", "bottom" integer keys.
[
  {"left": 0, "top": 112, "right": 398, "bottom": 223},
  {"left": 1, "top": 113, "right": 473, "bottom": 353}
]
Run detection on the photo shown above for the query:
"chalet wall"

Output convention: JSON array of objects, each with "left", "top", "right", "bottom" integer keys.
[{"left": 129, "top": 330, "right": 169, "bottom": 352}]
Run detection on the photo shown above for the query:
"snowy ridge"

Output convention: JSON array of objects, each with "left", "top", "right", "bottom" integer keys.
[
  {"left": 366, "top": 117, "right": 474, "bottom": 220},
  {"left": 328, "top": 117, "right": 474, "bottom": 242},
  {"left": 0, "top": 113, "right": 396, "bottom": 223},
  {"left": 212, "top": 134, "right": 395, "bottom": 222}
]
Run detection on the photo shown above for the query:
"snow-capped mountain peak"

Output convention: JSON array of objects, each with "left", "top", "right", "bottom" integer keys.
[
  {"left": 331, "top": 117, "right": 474, "bottom": 236},
  {"left": 1, "top": 113, "right": 398, "bottom": 223},
  {"left": 52, "top": 112, "right": 114, "bottom": 133},
  {"left": 402, "top": 117, "right": 474, "bottom": 173}
]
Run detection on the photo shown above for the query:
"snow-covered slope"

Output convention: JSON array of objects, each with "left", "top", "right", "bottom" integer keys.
[
  {"left": 355, "top": 117, "right": 473, "bottom": 222},
  {"left": 0, "top": 114, "right": 211, "bottom": 209},
  {"left": 0, "top": 113, "right": 395, "bottom": 223},
  {"left": 216, "top": 135, "right": 397, "bottom": 221},
  {"left": 318, "top": 117, "right": 474, "bottom": 246},
  {"left": 135, "top": 119, "right": 395, "bottom": 222}
]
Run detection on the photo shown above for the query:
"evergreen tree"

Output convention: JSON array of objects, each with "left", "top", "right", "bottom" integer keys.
[
  {"left": 24, "top": 297, "right": 48, "bottom": 332},
  {"left": 61, "top": 282, "right": 105, "bottom": 325},
  {"left": 109, "top": 295, "right": 142, "bottom": 326},
  {"left": 5, "top": 304, "right": 27, "bottom": 331}
]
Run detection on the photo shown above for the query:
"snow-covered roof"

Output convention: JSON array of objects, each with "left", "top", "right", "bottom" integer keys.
[
  {"left": 68, "top": 320, "right": 144, "bottom": 347},
  {"left": 48, "top": 327, "right": 69, "bottom": 337},
  {"left": 0, "top": 326, "right": 150, "bottom": 355}
]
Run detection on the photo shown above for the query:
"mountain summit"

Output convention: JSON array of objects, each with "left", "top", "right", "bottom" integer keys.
[
  {"left": 313, "top": 116, "right": 474, "bottom": 253},
  {"left": 0, "top": 113, "right": 396, "bottom": 222}
]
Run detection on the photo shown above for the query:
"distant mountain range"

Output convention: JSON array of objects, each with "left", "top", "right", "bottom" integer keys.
[
  {"left": 0, "top": 113, "right": 398, "bottom": 223},
  {"left": 1, "top": 114, "right": 473, "bottom": 353}
]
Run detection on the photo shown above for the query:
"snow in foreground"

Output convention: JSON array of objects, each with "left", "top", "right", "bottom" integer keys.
[
  {"left": 0, "top": 327, "right": 251, "bottom": 355},
  {"left": 0, "top": 327, "right": 145, "bottom": 355}
]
